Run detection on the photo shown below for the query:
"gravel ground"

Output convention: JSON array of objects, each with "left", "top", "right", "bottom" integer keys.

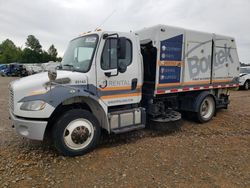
[{"left": 0, "top": 77, "right": 249, "bottom": 188}]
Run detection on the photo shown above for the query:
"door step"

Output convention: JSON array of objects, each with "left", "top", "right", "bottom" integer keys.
[{"left": 111, "top": 124, "right": 145, "bottom": 134}]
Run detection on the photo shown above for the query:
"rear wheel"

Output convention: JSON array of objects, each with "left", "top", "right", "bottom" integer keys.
[
  {"left": 52, "top": 109, "right": 101, "bottom": 156},
  {"left": 196, "top": 95, "right": 215, "bottom": 123}
]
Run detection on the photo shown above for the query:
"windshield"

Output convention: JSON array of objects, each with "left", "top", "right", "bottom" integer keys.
[
  {"left": 61, "top": 34, "right": 98, "bottom": 72},
  {"left": 240, "top": 67, "right": 250, "bottom": 74}
]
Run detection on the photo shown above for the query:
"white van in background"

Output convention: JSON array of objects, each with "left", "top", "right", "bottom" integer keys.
[{"left": 239, "top": 66, "right": 250, "bottom": 90}]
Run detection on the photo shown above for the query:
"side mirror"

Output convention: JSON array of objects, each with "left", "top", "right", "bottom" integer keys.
[
  {"left": 117, "top": 37, "right": 126, "bottom": 59},
  {"left": 118, "top": 61, "right": 127, "bottom": 73},
  {"left": 48, "top": 68, "right": 57, "bottom": 81}
]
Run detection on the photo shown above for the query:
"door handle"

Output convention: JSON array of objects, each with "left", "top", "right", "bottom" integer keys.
[
  {"left": 131, "top": 78, "right": 138, "bottom": 90},
  {"left": 104, "top": 72, "right": 112, "bottom": 77},
  {"left": 104, "top": 69, "right": 118, "bottom": 77}
]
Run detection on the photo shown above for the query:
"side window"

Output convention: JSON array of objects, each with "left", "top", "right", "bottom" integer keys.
[
  {"left": 101, "top": 38, "right": 132, "bottom": 70},
  {"left": 101, "top": 39, "right": 118, "bottom": 70}
]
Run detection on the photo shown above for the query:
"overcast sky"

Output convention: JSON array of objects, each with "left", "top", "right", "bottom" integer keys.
[{"left": 0, "top": 0, "right": 249, "bottom": 63}]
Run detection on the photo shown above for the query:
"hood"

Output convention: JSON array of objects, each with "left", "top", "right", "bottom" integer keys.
[
  {"left": 239, "top": 73, "right": 248, "bottom": 77},
  {"left": 12, "top": 70, "right": 88, "bottom": 90},
  {"left": 10, "top": 70, "right": 88, "bottom": 112}
]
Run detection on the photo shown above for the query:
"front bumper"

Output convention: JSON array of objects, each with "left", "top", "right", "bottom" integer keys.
[
  {"left": 9, "top": 111, "right": 48, "bottom": 141},
  {"left": 239, "top": 81, "right": 245, "bottom": 86}
]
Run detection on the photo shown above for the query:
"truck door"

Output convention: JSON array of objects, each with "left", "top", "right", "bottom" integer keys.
[
  {"left": 213, "top": 36, "right": 238, "bottom": 83},
  {"left": 96, "top": 33, "right": 142, "bottom": 107}
]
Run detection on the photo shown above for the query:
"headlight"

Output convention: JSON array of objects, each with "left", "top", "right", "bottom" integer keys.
[{"left": 20, "top": 100, "right": 46, "bottom": 111}]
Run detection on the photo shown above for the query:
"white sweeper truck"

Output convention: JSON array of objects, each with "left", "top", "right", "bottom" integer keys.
[{"left": 9, "top": 25, "right": 240, "bottom": 156}]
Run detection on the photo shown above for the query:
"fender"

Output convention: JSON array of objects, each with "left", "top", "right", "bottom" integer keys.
[
  {"left": 19, "top": 85, "right": 98, "bottom": 107},
  {"left": 19, "top": 85, "right": 110, "bottom": 131},
  {"left": 179, "top": 91, "right": 216, "bottom": 112}
]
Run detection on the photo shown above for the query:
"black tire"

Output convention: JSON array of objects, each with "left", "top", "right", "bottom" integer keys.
[
  {"left": 244, "top": 80, "right": 249, "bottom": 90},
  {"left": 52, "top": 109, "right": 101, "bottom": 156},
  {"left": 196, "top": 95, "right": 215, "bottom": 123}
]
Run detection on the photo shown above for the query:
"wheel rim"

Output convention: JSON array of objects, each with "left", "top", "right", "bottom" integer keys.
[
  {"left": 245, "top": 82, "right": 249, "bottom": 90},
  {"left": 63, "top": 118, "right": 94, "bottom": 150},
  {"left": 200, "top": 97, "right": 214, "bottom": 120}
]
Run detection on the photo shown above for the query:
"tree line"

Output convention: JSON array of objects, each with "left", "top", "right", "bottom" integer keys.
[{"left": 0, "top": 35, "right": 62, "bottom": 64}]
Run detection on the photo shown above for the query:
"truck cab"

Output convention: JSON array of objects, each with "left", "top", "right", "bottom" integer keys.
[{"left": 9, "top": 31, "right": 146, "bottom": 156}]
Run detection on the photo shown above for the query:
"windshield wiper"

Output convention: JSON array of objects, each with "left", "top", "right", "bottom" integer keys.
[
  {"left": 62, "top": 64, "right": 75, "bottom": 71},
  {"left": 63, "top": 64, "right": 74, "bottom": 68},
  {"left": 62, "top": 64, "right": 84, "bottom": 73}
]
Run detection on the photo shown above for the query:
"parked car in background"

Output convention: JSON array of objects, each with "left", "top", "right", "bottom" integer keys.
[
  {"left": 0, "top": 64, "right": 8, "bottom": 72},
  {"left": 24, "top": 64, "right": 42, "bottom": 75},
  {"left": 0, "top": 64, "right": 8, "bottom": 76},
  {"left": 25, "top": 63, "right": 59, "bottom": 75},
  {"left": 0, "top": 63, "right": 28, "bottom": 77},
  {"left": 41, "top": 61, "right": 61, "bottom": 72},
  {"left": 239, "top": 66, "right": 250, "bottom": 90}
]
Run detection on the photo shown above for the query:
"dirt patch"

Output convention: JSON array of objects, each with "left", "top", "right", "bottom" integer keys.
[{"left": 0, "top": 77, "right": 249, "bottom": 187}]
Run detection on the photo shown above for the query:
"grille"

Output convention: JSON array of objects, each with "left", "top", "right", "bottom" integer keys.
[{"left": 9, "top": 87, "right": 14, "bottom": 112}]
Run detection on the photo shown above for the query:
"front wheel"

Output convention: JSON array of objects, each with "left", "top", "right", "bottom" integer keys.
[
  {"left": 196, "top": 95, "right": 215, "bottom": 123},
  {"left": 244, "top": 81, "right": 249, "bottom": 90},
  {"left": 52, "top": 109, "right": 101, "bottom": 156}
]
